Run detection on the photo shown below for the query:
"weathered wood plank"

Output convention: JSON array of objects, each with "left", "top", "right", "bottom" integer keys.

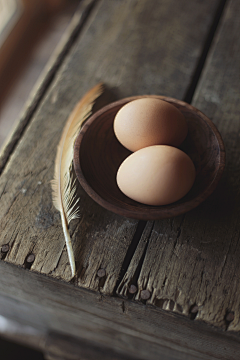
[
  {"left": 0, "top": 261, "right": 240, "bottom": 360},
  {"left": 191, "top": 0, "right": 240, "bottom": 332},
  {"left": 44, "top": 332, "right": 139, "bottom": 360},
  {"left": 0, "top": 0, "right": 222, "bottom": 296},
  {"left": 0, "top": 0, "right": 97, "bottom": 173},
  {"left": 117, "top": 0, "right": 240, "bottom": 332}
]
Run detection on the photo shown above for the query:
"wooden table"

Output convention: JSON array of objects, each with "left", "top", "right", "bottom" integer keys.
[{"left": 0, "top": 0, "right": 240, "bottom": 359}]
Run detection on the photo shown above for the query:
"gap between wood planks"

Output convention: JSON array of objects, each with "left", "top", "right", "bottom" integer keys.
[
  {"left": 183, "top": 0, "right": 228, "bottom": 103},
  {"left": 113, "top": 0, "right": 228, "bottom": 298},
  {"left": 0, "top": 0, "right": 99, "bottom": 175}
]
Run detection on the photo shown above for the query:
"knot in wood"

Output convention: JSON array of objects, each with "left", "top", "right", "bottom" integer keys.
[
  {"left": 27, "top": 254, "right": 35, "bottom": 263},
  {"left": 140, "top": 290, "right": 151, "bottom": 300},
  {"left": 1, "top": 244, "right": 9, "bottom": 253},
  {"left": 129, "top": 285, "right": 137, "bottom": 294},
  {"left": 97, "top": 268, "right": 106, "bottom": 278}
]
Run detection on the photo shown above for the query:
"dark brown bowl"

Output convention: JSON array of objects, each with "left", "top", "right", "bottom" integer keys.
[{"left": 73, "top": 96, "right": 225, "bottom": 220}]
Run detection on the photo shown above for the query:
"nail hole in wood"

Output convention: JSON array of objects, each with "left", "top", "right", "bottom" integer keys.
[
  {"left": 24, "top": 253, "right": 35, "bottom": 269},
  {"left": 189, "top": 304, "right": 199, "bottom": 320},
  {"left": 127, "top": 284, "right": 137, "bottom": 299},
  {"left": 1, "top": 244, "right": 9, "bottom": 260},
  {"left": 129, "top": 284, "right": 137, "bottom": 294},
  {"left": 97, "top": 268, "right": 106, "bottom": 278},
  {"left": 140, "top": 289, "right": 151, "bottom": 301},
  {"left": 1, "top": 244, "right": 9, "bottom": 253},
  {"left": 97, "top": 268, "right": 106, "bottom": 290},
  {"left": 225, "top": 311, "right": 234, "bottom": 324}
]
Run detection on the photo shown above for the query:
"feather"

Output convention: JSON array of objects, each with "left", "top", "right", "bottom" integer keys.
[{"left": 51, "top": 83, "right": 103, "bottom": 278}]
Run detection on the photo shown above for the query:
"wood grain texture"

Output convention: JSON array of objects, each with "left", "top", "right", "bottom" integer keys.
[
  {"left": 117, "top": 0, "right": 240, "bottom": 333},
  {"left": 44, "top": 332, "right": 138, "bottom": 360},
  {"left": 191, "top": 0, "right": 240, "bottom": 331},
  {"left": 0, "top": 261, "right": 240, "bottom": 360},
  {"left": 0, "top": 0, "right": 222, "bottom": 298},
  {"left": 0, "top": 0, "right": 80, "bottom": 149},
  {"left": 0, "top": 0, "right": 96, "bottom": 173}
]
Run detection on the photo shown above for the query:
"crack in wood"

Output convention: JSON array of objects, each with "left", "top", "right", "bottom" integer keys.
[
  {"left": 114, "top": 220, "right": 147, "bottom": 295},
  {"left": 116, "top": 221, "right": 154, "bottom": 298},
  {"left": 183, "top": 0, "right": 228, "bottom": 103},
  {"left": 219, "top": 230, "right": 235, "bottom": 280},
  {"left": 0, "top": 181, "right": 8, "bottom": 201},
  {"left": 134, "top": 225, "right": 154, "bottom": 287},
  {"left": 120, "top": 214, "right": 204, "bottom": 315},
  {"left": 49, "top": 250, "right": 64, "bottom": 276}
]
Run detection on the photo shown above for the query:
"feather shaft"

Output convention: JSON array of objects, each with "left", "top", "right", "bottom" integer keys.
[
  {"left": 61, "top": 210, "right": 76, "bottom": 276},
  {"left": 52, "top": 84, "right": 103, "bottom": 278}
]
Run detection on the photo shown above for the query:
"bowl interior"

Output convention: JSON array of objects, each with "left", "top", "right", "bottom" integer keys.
[{"left": 74, "top": 96, "right": 225, "bottom": 220}]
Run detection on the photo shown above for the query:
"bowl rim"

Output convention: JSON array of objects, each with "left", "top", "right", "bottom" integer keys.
[{"left": 73, "top": 95, "right": 225, "bottom": 220}]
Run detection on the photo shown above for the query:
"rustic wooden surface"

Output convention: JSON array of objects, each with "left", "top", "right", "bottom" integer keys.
[
  {"left": 0, "top": 0, "right": 240, "bottom": 359},
  {"left": 118, "top": 0, "right": 240, "bottom": 332},
  {"left": 0, "top": 0, "right": 95, "bottom": 171},
  {"left": 0, "top": 0, "right": 222, "bottom": 290},
  {"left": 191, "top": 0, "right": 240, "bottom": 331},
  {"left": 0, "top": 261, "right": 239, "bottom": 360},
  {"left": 117, "top": 0, "right": 240, "bottom": 333},
  {"left": 0, "top": 0, "right": 79, "bottom": 149},
  {"left": 44, "top": 332, "right": 138, "bottom": 360}
]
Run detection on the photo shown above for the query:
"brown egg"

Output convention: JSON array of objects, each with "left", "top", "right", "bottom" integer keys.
[
  {"left": 113, "top": 98, "right": 188, "bottom": 152},
  {"left": 117, "top": 145, "right": 196, "bottom": 206}
]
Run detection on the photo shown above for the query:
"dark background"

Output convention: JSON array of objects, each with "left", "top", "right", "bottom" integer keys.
[{"left": 0, "top": 336, "right": 44, "bottom": 360}]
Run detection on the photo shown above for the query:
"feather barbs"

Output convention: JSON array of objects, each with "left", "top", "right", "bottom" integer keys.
[{"left": 51, "top": 83, "right": 104, "bottom": 278}]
